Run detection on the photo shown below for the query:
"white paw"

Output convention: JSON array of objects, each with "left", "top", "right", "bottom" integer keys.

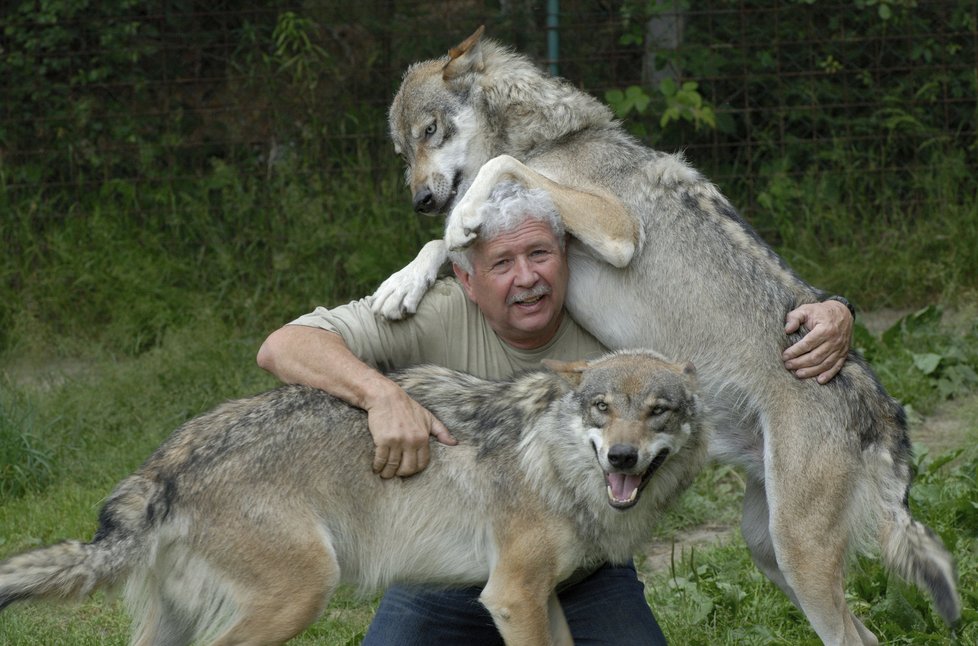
[
  {"left": 370, "top": 240, "right": 447, "bottom": 320},
  {"left": 444, "top": 192, "right": 486, "bottom": 251}
]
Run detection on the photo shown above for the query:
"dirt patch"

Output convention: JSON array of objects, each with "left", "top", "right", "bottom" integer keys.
[
  {"left": 3, "top": 357, "right": 93, "bottom": 391},
  {"left": 643, "top": 525, "right": 737, "bottom": 572},
  {"left": 912, "top": 391, "right": 978, "bottom": 456}
]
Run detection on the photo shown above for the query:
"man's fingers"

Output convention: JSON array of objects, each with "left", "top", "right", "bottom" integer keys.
[
  {"left": 784, "top": 310, "right": 805, "bottom": 334},
  {"left": 817, "top": 357, "right": 847, "bottom": 384},
  {"left": 379, "top": 447, "right": 403, "bottom": 479},
  {"left": 398, "top": 445, "right": 429, "bottom": 477},
  {"left": 431, "top": 419, "right": 457, "bottom": 446},
  {"left": 397, "top": 448, "right": 420, "bottom": 478},
  {"left": 372, "top": 445, "right": 390, "bottom": 475},
  {"left": 783, "top": 332, "right": 818, "bottom": 362}
]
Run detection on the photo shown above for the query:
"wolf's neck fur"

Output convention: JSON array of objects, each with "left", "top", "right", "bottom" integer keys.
[{"left": 476, "top": 40, "right": 616, "bottom": 159}]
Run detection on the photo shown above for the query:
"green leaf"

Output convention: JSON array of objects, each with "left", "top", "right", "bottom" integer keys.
[{"left": 911, "top": 352, "right": 942, "bottom": 375}]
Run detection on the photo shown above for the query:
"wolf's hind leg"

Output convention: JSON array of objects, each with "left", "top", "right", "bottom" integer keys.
[
  {"left": 207, "top": 526, "right": 341, "bottom": 646},
  {"left": 764, "top": 416, "right": 877, "bottom": 646},
  {"left": 741, "top": 478, "right": 799, "bottom": 605},
  {"left": 743, "top": 477, "right": 878, "bottom": 645}
]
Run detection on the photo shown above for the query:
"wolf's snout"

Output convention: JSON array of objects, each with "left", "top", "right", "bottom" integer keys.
[
  {"left": 413, "top": 188, "right": 436, "bottom": 213},
  {"left": 607, "top": 444, "right": 638, "bottom": 470}
]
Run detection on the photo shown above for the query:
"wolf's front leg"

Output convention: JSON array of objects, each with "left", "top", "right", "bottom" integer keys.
[
  {"left": 444, "top": 155, "right": 525, "bottom": 251},
  {"left": 480, "top": 579, "right": 570, "bottom": 646},
  {"left": 480, "top": 522, "right": 572, "bottom": 646},
  {"left": 370, "top": 239, "right": 447, "bottom": 319}
]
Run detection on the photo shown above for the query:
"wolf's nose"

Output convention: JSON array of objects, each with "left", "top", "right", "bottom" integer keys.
[
  {"left": 608, "top": 444, "right": 638, "bottom": 469},
  {"left": 413, "top": 188, "right": 435, "bottom": 213}
]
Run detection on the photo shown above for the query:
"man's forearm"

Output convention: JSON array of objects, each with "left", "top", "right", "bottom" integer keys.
[
  {"left": 257, "top": 323, "right": 455, "bottom": 478},
  {"left": 256, "top": 325, "right": 398, "bottom": 410}
]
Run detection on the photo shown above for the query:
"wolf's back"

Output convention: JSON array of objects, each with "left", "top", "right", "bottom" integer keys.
[{"left": 0, "top": 473, "right": 157, "bottom": 610}]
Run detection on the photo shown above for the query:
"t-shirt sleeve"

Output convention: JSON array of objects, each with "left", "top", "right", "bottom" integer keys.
[{"left": 287, "top": 279, "right": 466, "bottom": 372}]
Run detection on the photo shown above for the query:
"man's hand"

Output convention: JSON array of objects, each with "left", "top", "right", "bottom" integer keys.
[
  {"left": 783, "top": 300, "right": 854, "bottom": 384},
  {"left": 365, "top": 383, "right": 457, "bottom": 479},
  {"left": 257, "top": 325, "right": 457, "bottom": 479}
]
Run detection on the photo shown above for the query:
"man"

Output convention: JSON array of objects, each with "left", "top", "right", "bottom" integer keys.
[{"left": 257, "top": 181, "right": 853, "bottom": 644}]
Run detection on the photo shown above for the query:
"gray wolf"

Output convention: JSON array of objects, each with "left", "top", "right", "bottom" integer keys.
[
  {"left": 0, "top": 350, "right": 707, "bottom": 646},
  {"left": 373, "top": 26, "right": 960, "bottom": 645}
]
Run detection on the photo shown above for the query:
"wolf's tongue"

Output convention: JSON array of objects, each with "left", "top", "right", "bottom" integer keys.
[{"left": 607, "top": 473, "right": 641, "bottom": 502}]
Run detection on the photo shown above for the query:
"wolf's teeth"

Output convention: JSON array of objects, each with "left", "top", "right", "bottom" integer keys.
[{"left": 607, "top": 484, "right": 639, "bottom": 504}]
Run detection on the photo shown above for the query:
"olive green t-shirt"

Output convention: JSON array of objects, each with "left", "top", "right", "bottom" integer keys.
[{"left": 289, "top": 278, "right": 607, "bottom": 378}]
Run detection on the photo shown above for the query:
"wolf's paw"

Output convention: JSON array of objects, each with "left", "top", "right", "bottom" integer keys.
[
  {"left": 370, "top": 240, "right": 447, "bottom": 320},
  {"left": 443, "top": 216, "right": 480, "bottom": 252},
  {"left": 444, "top": 195, "right": 485, "bottom": 251}
]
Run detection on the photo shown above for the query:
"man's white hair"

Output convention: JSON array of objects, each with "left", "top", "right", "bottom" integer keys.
[{"left": 449, "top": 181, "right": 565, "bottom": 274}]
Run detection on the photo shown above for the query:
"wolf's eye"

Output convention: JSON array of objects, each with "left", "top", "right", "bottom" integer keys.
[
  {"left": 593, "top": 401, "right": 609, "bottom": 413},
  {"left": 649, "top": 405, "right": 667, "bottom": 416},
  {"left": 424, "top": 122, "right": 437, "bottom": 137}
]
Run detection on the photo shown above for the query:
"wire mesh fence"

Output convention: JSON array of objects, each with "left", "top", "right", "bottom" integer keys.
[{"left": 2, "top": 0, "right": 976, "bottom": 222}]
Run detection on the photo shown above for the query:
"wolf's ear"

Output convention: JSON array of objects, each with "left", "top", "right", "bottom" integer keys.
[
  {"left": 542, "top": 358, "right": 588, "bottom": 387},
  {"left": 444, "top": 25, "right": 486, "bottom": 81}
]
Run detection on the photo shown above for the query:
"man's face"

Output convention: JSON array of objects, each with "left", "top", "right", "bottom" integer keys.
[{"left": 453, "top": 219, "right": 569, "bottom": 349}]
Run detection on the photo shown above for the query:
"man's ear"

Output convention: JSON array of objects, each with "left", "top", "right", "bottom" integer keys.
[
  {"left": 443, "top": 25, "right": 485, "bottom": 81},
  {"left": 541, "top": 358, "right": 588, "bottom": 387},
  {"left": 452, "top": 263, "right": 478, "bottom": 303}
]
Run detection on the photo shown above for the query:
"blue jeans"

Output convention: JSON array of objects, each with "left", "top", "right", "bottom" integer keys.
[{"left": 361, "top": 561, "right": 667, "bottom": 645}]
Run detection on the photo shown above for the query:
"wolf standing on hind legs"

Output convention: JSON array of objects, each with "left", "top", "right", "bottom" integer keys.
[
  {"left": 375, "top": 27, "right": 960, "bottom": 645},
  {"left": 259, "top": 181, "right": 852, "bottom": 644}
]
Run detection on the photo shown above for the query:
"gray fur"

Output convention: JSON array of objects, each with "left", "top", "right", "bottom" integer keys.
[
  {"left": 377, "top": 27, "right": 960, "bottom": 645},
  {"left": 0, "top": 350, "right": 708, "bottom": 646}
]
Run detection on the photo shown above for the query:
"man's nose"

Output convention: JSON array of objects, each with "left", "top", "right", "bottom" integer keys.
[{"left": 513, "top": 256, "right": 538, "bottom": 285}]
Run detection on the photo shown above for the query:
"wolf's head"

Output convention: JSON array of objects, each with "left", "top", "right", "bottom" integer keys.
[
  {"left": 388, "top": 27, "right": 493, "bottom": 216},
  {"left": 388, "top": 26, "right": 614, "bottom": 217},
  {"left": 545, "top": 350, "right": 706, "bottom": 510}
]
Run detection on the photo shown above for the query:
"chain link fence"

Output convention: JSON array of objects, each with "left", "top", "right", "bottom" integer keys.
[{"left": 2, "top": 1, "right": 976, "bottom": 222}]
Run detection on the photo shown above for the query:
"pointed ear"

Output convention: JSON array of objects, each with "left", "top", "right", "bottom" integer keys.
[
  {"left": 542, "top": 358, "right": 588, "bottom": 387},
  {"left": 443, "top": 25, "right": 486, "bottom": 81}
]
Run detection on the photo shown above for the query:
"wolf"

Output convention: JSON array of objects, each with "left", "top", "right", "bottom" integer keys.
[
  {"left": 371, "top": 26, "right": 961, "bottom": 645},
  {"left": 0, "top": 350, "right": 707, "bottom": 646}
]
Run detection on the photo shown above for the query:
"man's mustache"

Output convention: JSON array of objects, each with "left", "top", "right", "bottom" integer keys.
[{"left": 508, "top": 283, "right": 552, "bottom": 305}]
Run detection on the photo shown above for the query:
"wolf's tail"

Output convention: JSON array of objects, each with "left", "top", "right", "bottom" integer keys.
[
  {"left": 0, "top": 474, "right": 160, "bottom": 611},
  {"left": 881, "top": 501, "right": 961, "bottom": 627}
]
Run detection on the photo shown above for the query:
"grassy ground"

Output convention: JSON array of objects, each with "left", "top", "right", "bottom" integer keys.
[{"left": 1, "top": 306, "right": 976, "bottom": 644}]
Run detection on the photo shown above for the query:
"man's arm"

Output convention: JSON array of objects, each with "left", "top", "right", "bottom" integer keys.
[
  {"left": 782, "top": 299, "right": 854, "bottom": 384},
  {"left": 257, "top": 325, "right": 456, "bottom": 478}
]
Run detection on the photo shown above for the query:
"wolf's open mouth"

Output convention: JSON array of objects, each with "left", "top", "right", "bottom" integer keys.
[
  {"left": 444, "top": 171, "right": 463, "bottom": 212},
  {"left": 605, "top": 449, "right": 670, "bottom": 510}
]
